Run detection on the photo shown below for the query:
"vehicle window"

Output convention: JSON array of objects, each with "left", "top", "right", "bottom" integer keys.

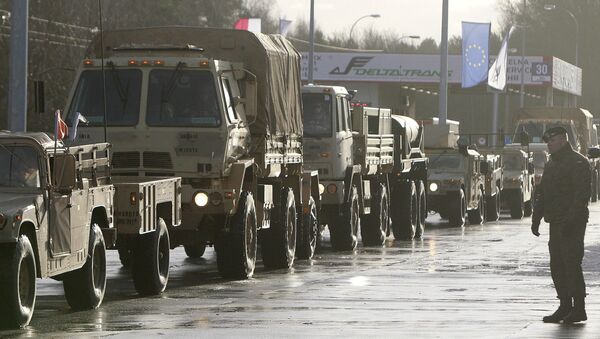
[
  {"left": 67, "top": 69, "right": 142, "bottom": 126},
  {"left": 342, "top": 97, "right": 352, "bottom": 131},
  {"left": 337, "top": 97, "right": 345, "bottom": 131},
  {"left": 0, "top": 145, "right": 41, "bottom": 188},
  {"left": 147, "top": 69, "right": 221, "bottom": 127},
  {"left": 221, "top": 78, "right": 238, "bottom": 122},
  {"left": 302, "top": 93, "right": 333, "bottom": 138},
  {"left": 430, "top": 154, "right": 463, "bottom": 170},
  {"left": 503, "top": 153, "right": 524, "bottom": 170}
]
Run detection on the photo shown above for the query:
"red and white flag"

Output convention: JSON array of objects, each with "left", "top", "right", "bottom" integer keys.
[
  {"left": 234, "top": 18, "right": 261, "bottom": 33},
  {"left": 54, "top": 110, "right": 68, "bottom": 141}
]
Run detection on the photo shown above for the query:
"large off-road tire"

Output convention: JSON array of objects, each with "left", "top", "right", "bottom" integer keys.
[
  {"left": 448, "top": 189, "right": 466, "bottom": 227},
  {"left": 509, "top": 189, "right": 525, "bottom": 219},
  {"left": 467, "top": 189, "right": 485, "bottom": 225},
  {"left": 330, "top": 186, "right": 360, "bottom": 250},
  {"left": 217, "top": 191, "right": 257, "bottom": 279},
  {"left": 63, "top": 224, "right": 107, "bottom": 310},
  {"left": 361, "top": 183, "right": 389, "bottom": 246},
  {"left": 261, "top": 187, "right": 297, "bottom": 269},
  {"left": 415, "top": 180, "right": 427, "bottom": 239},
  {"left": 296, "top": 196, "right": 318, "bottom": 259},
  {"left": 117, "top": 246, "right": 132, "bottom": 268},
  {"left": 132, "top": 218, "right": 170, "bottom": 295},
  {"left": 184, "top": 242, "right": 207, "bottom": 259},
  {"left": 0, "top": 235, "right": 37, "bottom": 329},
  {"left": 391, "top": 180, "right": 417, "bottom": 240},
  {"left": 486, "top": 189, "right": 500, "bottom": 222}
]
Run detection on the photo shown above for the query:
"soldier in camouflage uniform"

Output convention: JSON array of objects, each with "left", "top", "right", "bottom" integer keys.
[{"left": 531, "top": 126, "right": 590, "bottom": 324}]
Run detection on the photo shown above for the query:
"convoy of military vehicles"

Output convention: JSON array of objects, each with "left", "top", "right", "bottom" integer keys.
[{"left": 2, "top": 26, "right": 599, "bottom": 329}]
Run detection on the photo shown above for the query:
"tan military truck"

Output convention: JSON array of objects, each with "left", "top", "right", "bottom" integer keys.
[
  {"left": 0, "top": 132, "right": 180, "bottom": 328},
  {"left": 424, "top": 120, "right": 486, "bottom": 226},
  {"left": 511, "top": 107, "right": 600, "bottom": 202},
  {"left": 63, "top": 27, "right": 320, "bottom": 277},
  {"left": 302, "top": 85, "right": 394, "bottom": 249},
  {"left": 499, "top": 148, "right": 535, "bottom": 219},
  {"left": 480, "top": 153, "right": 503, "bottom": 221}
]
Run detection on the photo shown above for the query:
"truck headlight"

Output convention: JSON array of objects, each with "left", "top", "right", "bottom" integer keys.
[
  {"left": 193, "top": 192, "right": 209, "bottom": 207},
  {"left": 429, "top": 182, "right": 438, "bottom": 192},
  {"left": 318, "top": 183, "right": 325, "bottom": 195},
  {"left": 0, "top": 213, "right": 6, "bottom": 229}
]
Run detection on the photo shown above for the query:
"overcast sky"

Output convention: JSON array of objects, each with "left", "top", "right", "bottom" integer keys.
[{"left": 273, "top": 0, "right": 503, "bottom": 42}]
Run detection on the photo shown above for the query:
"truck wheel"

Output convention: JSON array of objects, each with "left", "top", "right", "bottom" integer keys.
[
  {"left": 486, "top": 190, "right": 500, "bottom": 222},
  {"left": 391, "top": 180, "right": 417, "bottom": 240},
  {"left": 509, "top": 189, "right": 524, "bottom": 219},
  {"left": 132, "top": 218, "right": 170, "bottom": 295},
  {"left": 415, "top": 180, "right": 426, "bottom": 239},
  {"left": 0, "top": 235, "right": 37, "bottom": 329},
  {"left": 63, "top": 223, "right": 106, "bottom": 310},
  {"left": 296, "top": 196, "right": 318, "bottom": 259},
  {"left": 261, "top": 187, "right": 297, "bottom": 269},
  {"left": 184, "top": 242, "right": 207, "bottom": 259},
  {"left": 217, "top": 191, "right": 257, "bottom": 279},
  {"left": 361, "top": 183, "right": 389, "bottom": 246},
  {"left": 448, "top": 189, "right": 466, "bottom": 227},
  {"left": 330, "top": 186, "right": 360, "bottom": 250},
  {"left": 467, "top": 189, "right": 485, "bottom": 225}
]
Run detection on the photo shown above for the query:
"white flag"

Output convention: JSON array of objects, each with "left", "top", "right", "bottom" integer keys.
[
  {"left": 279, "top": 19, "right": 292, "bottom": 36},
  {"left": 488, "top": 26, "right": 515, "bottom": 91}
]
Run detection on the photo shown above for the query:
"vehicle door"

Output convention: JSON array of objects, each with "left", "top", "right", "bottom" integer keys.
[{"left": 337, "top": 95, "right": 354, "bottom": 171}]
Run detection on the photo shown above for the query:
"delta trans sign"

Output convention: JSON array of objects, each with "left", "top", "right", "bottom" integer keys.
[{"left": 300, "top": 52, "right": 580, "bottom": 94}]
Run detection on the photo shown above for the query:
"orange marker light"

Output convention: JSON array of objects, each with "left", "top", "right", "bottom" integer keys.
[
  {"left": 128, "top": 59, "right": 138, "bottom": 66},
  {"left": 83, "top": 59, "right": 94, "bottom": 66}
]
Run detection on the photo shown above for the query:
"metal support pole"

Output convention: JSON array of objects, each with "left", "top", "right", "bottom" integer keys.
[
  {"left": 308, "top": 0, "right": 315, "bottom": 84},
  {"left": 8, "top": 0, "right": 29, "bottom": 132},
  {"left": 519, "top": 0, "right": 526, "bottom": 109},
  {"left": 492, "top": 92, "right": 499, "bottom": 146},
  {"left": 438, "top": 0, "right": 449, "bottom": 125}
]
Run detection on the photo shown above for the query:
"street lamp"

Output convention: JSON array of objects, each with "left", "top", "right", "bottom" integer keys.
[
  {"left": 544, "top": 4, "right": 579, "bottom": 67},
  {"left": 349, "top": 14, "right": 381, "bottom": 42},
  {"left": 544, "top": 4, "right": 579, "bottom": 106}
]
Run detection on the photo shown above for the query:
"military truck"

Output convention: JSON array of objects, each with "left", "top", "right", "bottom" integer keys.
[
  {"left": 511, "top": 107, "right": 600, "bottom": 202},
  {"left": 302, "top": 85, "right": 396, "bottom": 249},
  {"left": 424, "top": 120, "right": 486, "bottom": 226},
  {"left": 499, "top": 148, "right": 535, "bottom": 219},
  {"left": 389, "top": 115, "right": 429, "bottom": 239},
  {"left": 0, "top": 132, "right": 181, "bottom": 328},
  {"left": 480, "top": 153, "right": 503, "bottom": 221},
  {"left": 63, "top": 27, "right": 320, "bottom": 277}
]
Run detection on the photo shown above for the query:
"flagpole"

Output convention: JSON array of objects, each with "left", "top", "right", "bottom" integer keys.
[
  {"left": 98, "top": 0, "right": 108, "bottom": 143},
  {"left": 438, "top": 0, "right": 449, "bottom": 125}
]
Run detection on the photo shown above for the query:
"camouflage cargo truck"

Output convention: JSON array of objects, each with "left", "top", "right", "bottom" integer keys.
[
  {"left": 63, "top": 27, "right": 320, "bottom": 278},
  {"left": 0, "top": 132, "right": 181, "bottom": 328},
  {"left": 302, "top": 85, "right": 394, "bottom": 249},
  {"left": 424, "top": 120, "right": 486, "bottom": 226}
]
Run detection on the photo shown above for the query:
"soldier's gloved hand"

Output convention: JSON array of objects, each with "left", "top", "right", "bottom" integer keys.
[{"left": 531, "top": 221, "right": 540, "bottom": 237}]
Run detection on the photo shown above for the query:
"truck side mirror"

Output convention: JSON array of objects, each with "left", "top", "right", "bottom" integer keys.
[
  {"left": 520, "top": 131, "right": 530, "bottom": 147},
  {"left": 588, "top": 147, "right": 600, "bottom": 159},
  {"left": 244, "top": 77, "right": 257, "bottom": 124},
  {"left": 53, "top": 154, "right": 77, "bottom": 193},
  {"left": 34, "top": 80, "right": 45, "bottom": 114}
]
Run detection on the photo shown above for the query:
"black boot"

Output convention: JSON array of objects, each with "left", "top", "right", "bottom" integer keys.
[
  {"left": 563, "top": 297, "right": 587, "bottom": 324},
  {"left": 543, "top": 297, "right": 572, "bottom": 323}
]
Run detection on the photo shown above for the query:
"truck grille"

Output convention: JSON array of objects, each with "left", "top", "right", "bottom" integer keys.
[
  {"left": 143, "top": 152, "right": 173, "bottom": 169},
  {"left": 112, "top": 152, "right": 140, "bottom": 168}
]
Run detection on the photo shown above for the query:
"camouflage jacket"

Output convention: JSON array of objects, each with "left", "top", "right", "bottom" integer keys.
[{"left": 532, "top": 143, "right": 591, "bottom": 225}]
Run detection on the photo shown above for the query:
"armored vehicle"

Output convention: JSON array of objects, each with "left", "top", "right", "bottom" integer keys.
[
  {"left": 480, "top": 153, "right": 503, "bottom": 221},
  {"left": 303, "top": 85, "right": 395, "bottom": 249},
  {"left": 63, "top": 27, "right": 320, "bottom": 277},
  {"left": 424, "top": 120, "right": 486, "bottom": 226},
  {"left": 500, "top": 148, "right": 535, "bottom": 219}
]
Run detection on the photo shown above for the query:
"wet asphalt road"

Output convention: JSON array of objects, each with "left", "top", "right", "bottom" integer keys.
[{"left": 2, "top": 206, "right": 600, "bottom": 338}]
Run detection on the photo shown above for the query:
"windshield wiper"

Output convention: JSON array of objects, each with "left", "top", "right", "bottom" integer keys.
[
  {"left": 108, "top": 62, "right": 129, "bottom": 112},
  {"left": 162, "top": 62, "right": 185, "bottom": 103}
]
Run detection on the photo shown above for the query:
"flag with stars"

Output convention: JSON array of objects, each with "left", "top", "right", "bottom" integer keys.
[{"left": 461, "top": 22, "right": 490, "bottom": 88}]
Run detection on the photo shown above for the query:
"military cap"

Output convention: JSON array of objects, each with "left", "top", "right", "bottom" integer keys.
[{"left": 542, "top": 126, "right": 567, "bottom": 142}]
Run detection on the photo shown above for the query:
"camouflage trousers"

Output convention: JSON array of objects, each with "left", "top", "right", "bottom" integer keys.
[{"left": 549, "top": 221, "right": 587, "bottom": 298}]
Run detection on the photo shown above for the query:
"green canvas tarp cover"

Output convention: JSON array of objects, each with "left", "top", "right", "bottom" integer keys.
[{"left": 86, "top": 26, "right": 303, "bottom": 138}]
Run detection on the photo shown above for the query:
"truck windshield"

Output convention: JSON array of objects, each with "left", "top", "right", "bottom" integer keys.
[
  {"left": 532, "top": 151, "right": 547, "bottom": 169},
  {"left": 67, "top": 69, "right": 142, "bottom": 126},
  {"left": 503, "top": 153, "right": 524, "bottom": 170},
  {"left": 429, "top": 154, "right": 463, "bottom": 170},
  {"left": 302, "top": 93, "right": 333, "bottom": 137},
  {"left": 0, "top": 145, "right": 41, "bottom": 188},
  {"left": 513, "top": 121, "right": 575, "bottom": 144},
  {"left": 146, "top": 69, "right": 221, "bottom": 127}
]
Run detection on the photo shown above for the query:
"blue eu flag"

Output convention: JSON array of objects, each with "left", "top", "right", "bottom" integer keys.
[{"left": 461, "top": 22, "right": 490, "bottom": 88}]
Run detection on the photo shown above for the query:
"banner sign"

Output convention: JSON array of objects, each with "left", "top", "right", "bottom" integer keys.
[
  {"left": 552, "top": 57, "right": 582, "bottom": 96},
  {"left": 301, "top": 52, "right": 562, "bottom": 87}
]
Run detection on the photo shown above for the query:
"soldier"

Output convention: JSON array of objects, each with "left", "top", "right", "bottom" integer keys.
[{"left": 531, "top": 126, "right": 590, "bottom": 324}]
